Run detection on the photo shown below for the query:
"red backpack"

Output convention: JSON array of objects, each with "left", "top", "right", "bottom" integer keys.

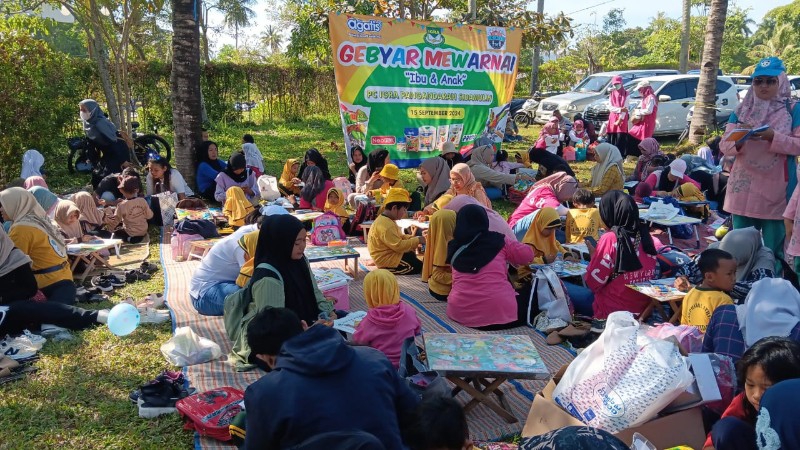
[{"left": 176, "top": 387, "right": 244, "bottom": 442}]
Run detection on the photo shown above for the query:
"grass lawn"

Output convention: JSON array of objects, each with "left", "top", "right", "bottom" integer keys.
[{"left": 1, "top": 115, "right": 673, "bottom": 448}]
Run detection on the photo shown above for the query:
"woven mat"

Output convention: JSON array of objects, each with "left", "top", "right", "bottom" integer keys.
[
  {"left": 110, "top": 234, "right": 151, "bottom": 268},
  {"left": 160, "top": 235, "right": 574, "bottom": 448}
]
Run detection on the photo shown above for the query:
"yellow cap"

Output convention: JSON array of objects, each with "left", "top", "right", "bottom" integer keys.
[
  {"left": 383, "top": 188, "right": 411, "bottom": 205},
  {"left": 379, "top": 163, "right": 400, "bottom": 180}
]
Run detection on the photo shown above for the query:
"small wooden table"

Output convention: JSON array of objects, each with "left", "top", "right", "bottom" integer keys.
[
  {"left": 67, "top": 239, "right": 123, "bottom": 283},
  {"left": 305, "top": 245, "right": 360, "bottom": 277},
  {"left": 627, "top": 278, "right": 687, "bottom": 324},
  {"left": 424, "top": 333, "right": 550, "bottom": 423},
  {"left": 187, "top": 239, "right": 218, "bottom": 261}
]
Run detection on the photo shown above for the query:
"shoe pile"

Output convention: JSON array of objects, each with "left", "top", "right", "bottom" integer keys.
[
  {"left": 132, "top": 370, "right": 195, "bottom": 418},
  {"left": 122, "top": 293, "right": 171, "bottom": 324},
  {"left": 90, "top": 274, "right": 126, "bottom": 293},
  {"left": 1, "top": 330, "right": 45, "bottom": 361},
  {"left": 75, "top": 285, "right": 109, "bottom": 303}
]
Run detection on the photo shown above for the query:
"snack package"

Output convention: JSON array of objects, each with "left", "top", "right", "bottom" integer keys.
[
  {"left": 448, "top": 124, "right": 463, "bottom": 146},
  {"left": 437, "top": 125, "right": 449, "bottom": 150},
  {"left": 419, "top": 126, "right": 436, "bottom": 152},
  {"left": 405, "top": 128, "right": 420, "bottom": 152}
]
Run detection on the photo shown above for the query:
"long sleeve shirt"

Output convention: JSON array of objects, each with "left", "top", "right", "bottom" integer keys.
[{"left": 367, "top": 215, "right": 420, "bottom": 269}]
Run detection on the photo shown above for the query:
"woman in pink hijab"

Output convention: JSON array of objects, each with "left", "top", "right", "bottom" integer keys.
[
  {"left": 23, "top": 176, "right": 48, "bottom": 190},
  {"left": 627, "top": 80, "right": 659, "bottom": 157},
  {"left": 443, "top": 195, "right": 516, "bottom": 241},
  {"left": 628, "top": 137, "right": 664, "bottom": 182},
  {"left": 606, "top": 75, "right": 629, "bottom": 150},
  {"left": 724, "top": 56, "right": 800, "bottom": 263}
]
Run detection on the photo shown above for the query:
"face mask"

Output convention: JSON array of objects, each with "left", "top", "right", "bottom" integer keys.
[
  {"left": 80, "top": 110, "right": 91, "bottom": 121},
  {"left": 612, "top": 84, "right": 621, "bottom": 90}
]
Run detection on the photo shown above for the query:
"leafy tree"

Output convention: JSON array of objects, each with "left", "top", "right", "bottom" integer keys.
[
  {"left": 219, "top": 0, "right": 256, "bottom": 49},
  {"left": 260, "top": 25, "right": 282, "bottom": 55}
]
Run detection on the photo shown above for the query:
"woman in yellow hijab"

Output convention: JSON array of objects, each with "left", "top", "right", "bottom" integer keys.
[
  {"left": 675, "top": 182, "right": 709, "bottom": 219},
  {"left": 518, "top": 207, "right": 569, "bottom": 280},
  {"left": 324, "top": 187, "right": 351, "bottom": 234},
  {"left": 421, "top": 209, "right": 456, "bottom": 301},
  {"left": 235, "top": 230, "right": 260, "bottom": 287},
  {"left": 223, "top": 186, "right": 254, "bottom": 228},
  {"left": 279, "top": 158, "right": 301, "bottom": 196}
]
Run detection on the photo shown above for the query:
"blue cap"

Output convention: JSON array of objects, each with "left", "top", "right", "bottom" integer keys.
[{"left": 753, "top": 57, "right": 786, "bottom": 77}]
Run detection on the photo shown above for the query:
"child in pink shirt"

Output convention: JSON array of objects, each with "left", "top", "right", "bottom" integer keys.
[
  {"left": 585, "top": 191, "right": 658, "bottom": 320},
  {"left": 352, "top": 269, "right": 421, "bottom": 368}
]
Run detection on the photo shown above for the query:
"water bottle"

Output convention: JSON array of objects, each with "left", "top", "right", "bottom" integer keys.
[{"left": 553, "top": 252, "right": 564, "bottom": 273}]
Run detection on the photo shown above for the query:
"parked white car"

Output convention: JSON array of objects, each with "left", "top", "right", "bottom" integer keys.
[
  {"left": 582, "top": 74, "right": 741, "bottom": 137},
  {"left": 534, "top": 69, "right": 679, "bottom": 124}
]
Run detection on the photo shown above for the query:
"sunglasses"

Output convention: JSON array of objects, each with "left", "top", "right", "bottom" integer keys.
[{"left": 753, "top": 77, "right": 778, "bottom": 86}]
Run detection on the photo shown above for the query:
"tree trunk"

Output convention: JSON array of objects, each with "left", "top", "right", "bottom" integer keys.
[
  {"left": 688, "top": 0, "right": 728, "bottom": 145},
  {"left": 679, "top": 0, "right": 691, "bottom": 73},
  {"left": 87, "top": 0, "right": 122, "bottom": 128},
  {"left": 469, "top": 0, "right": 476, "bottom": 20},
  {"left": 529, "top": 0, "right": 545, "bottom": 96},
  {"left": 171, "top": 0, "right": 204, "bottom": 189},
  {"left": 398, "top": 0, "right": 405, "bottom": 18},
  {"left": 200, "top": 1, "right": 211, "bottom": 63}
]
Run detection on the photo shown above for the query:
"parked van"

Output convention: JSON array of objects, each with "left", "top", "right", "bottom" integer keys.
[
  {"left": 582, "top": 74, "right": 740, "bottom": 136},
  {"left": 534, "top": 69, "right": 679, "bottom": 124}
]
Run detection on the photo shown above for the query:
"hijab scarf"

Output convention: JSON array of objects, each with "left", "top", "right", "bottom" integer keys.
[
  {"left": 521, "top": 207, "right": 563, "bottom": 260},
  {"left": 0, "top": 226, "right": 31, "bottom": 278},
  {"left": 54, "top": 200, "right": 83, "bottom": 240},
  {"left": 736, "top": 278, "right": 800, "bottom": 347},
  {"left": 224, "top": 153, "right": 249, "bottom": 183},
  {"left": 468, "top": 145, "right": 494, "bottom": 167},
  {"left": 420, "top": 156, "right": 452, "bottom": 205},
  {"left": 73, "top": 191, "right": 105, "bottom": 226},
  {"left": 323, "top": 188, "right": 348, "bottom": 220},
  {"left": 450, "top": 163, "right": 477, "bottom": 195},
  {"left": 28, "top": 186, "right": 59, "bottom": 216},
  {"left": 196, "top": 141, "right": 223, "bottom": 172},
  {"left": 364, "top": 269, "right": 400, "bottom": 309},
  {"left": 736, "top": 72, "right": 794, "bottom": 136},
  {"left": 300, "top": 148, "right": 332, "bottom": 180},
  {"left": 609, "top": 75, "right": 628, "bottom": 109},
  {"left": 598, "top": 190, "right": 656, "bottom": 273},
  {"left": 421, "top": 209, "right": 456, "bottom": 283},
  {"left": 20, "top": 149, "right": 44, "bottom": 179},
  {"left": 223, "top": 186, "right": 254, "bottom": 227},
  {"left": 656, "top": 169, "right": 680, "bottom": 192},
  {"left": 443, "top": 194, "right": 516, "bottom": 240},
  {"left": 0, "top": 187, "right": 66, "bottom": 251},
  {"left": 300, "top": 166, "right": 325, "bottom": 203},
  {"left": 446, "top": 204, "right": 506, "bottom": 273},
  {"left": 635, "top": 138, "right": 663, "bottom": 180},
  {"left": 714, "top": 227, "right": 776, "bottom": 282},
  {"left": 279, "top": 158, "right": 298, "bottom": 189},
  {"left": 24, "top": 176, "right": 48, "bottom": 190},
  {"left": 80, "top": 99, "right": 118, "bottom": 145},
  {"left": 756, "top": 379, "right": 800, "bottom": 450},
  {"left": 235, "top": 230, "right": 260, "bottom": 287},
  {"left": 253, "top": 215, "right": 319, "bottom": 323},
  {"left": 520, "top": 426, "right": 629, "bottom": 450},
  {"left": 366, "top": 149, "right": 389, "bottom": 174},
  {"left": 533, "top": 172, "right": 578, "bottom": 202},
  {"left": 350, "top": 147, "right": 367, "bottom": 175},
  {"left": 528, "top": 149, "right": 576, "bottom": 177},
  {"left": 590, "top": 143, "right": 624, "bottom": 188},
  {"left": 241, "top": 143, "right": 264, "bottom": 172}
]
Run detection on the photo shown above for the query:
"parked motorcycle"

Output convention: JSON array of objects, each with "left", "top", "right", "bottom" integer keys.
[{"left": 512, "top": 94, "right": 541, "bottom": 128}]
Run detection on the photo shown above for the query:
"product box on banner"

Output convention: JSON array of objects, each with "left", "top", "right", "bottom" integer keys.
[
  {"left": 522, "top": 353, "right": 721, "bottom": 449},
  {"left": 312, "top": 268, "right": 352, "bottom": 310}
]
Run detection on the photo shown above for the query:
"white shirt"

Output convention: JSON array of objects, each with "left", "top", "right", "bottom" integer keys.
[
  {"left": 146, "top": 169, "right": 194, "bottom": 197},
  {"left": 189, "top": 224, "right": 257, "bottom": 299}
]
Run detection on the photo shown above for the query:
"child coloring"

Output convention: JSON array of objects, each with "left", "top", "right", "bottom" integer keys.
[
  {"left": 352, "top": 269, "right": 421, "bottom": 368},
  {"left": 565, "top": 188, "right": 604, "bottom": 244},
  {"left": 681, "top": 249, "right": 736, "bottom": 332},
  {"left": 108, "top": 177, "right": 153, "bottom": 244}
]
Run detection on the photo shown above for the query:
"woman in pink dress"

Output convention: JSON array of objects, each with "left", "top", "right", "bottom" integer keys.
[
  {"left": 626, "top": 80, "right": 658, "bottom": 158},
  {"left": 606, "top": 75, "right": 629, "bottom": 150},
  {"left": 446, "top": 204, "right": 533, "bottom": 329}
]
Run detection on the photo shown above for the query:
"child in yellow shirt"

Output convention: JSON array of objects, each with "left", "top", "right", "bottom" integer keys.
[
  {"left": 681, "top": 248, "right": 736, "bottom": 332},
  {"left": 367, "top": 188, "right": 424, "bottom": 275},
  {"left": 565, "top": 188, "right": 605, "bottom": 244}
]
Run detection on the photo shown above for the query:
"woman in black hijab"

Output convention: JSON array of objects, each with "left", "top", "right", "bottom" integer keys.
[
  {"left": 528, "top": 148, "right": 575, "bottom": 179},
  {"left": 299, "top": 148, "right": 332, "bottom": 181},
  {"left": 79, "top": 99, "right": 131, "bottom": 188},
  {"left": 445, "top": 204, "right": 534, "bottom": 330},
  {"left": 250, "top": 215, "right": 334, "bottom": 325},
  {"left": 195, "top": 140, "right": 226, "bottom": 200}
]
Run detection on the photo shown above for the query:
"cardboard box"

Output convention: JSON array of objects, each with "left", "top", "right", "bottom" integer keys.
[
  {"left": 663, "top": 353, "right": 723, "bottom": 413},
  {"left": 522, "top": 364, "right": 708, "bottom": 449}
]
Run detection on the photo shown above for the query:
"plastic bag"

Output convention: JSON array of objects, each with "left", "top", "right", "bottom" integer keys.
[
  {"left": 161, "top": 326, "right": 222, "bottom": 367},
  {"left": 153, "top": 192, "right": 179, "bottom": 226},
  {"left": 645, "top": 323, "right": 704, "bottom": 353},
  {"left": 552, "top": 311, "right": 694, "bottom": 433}
]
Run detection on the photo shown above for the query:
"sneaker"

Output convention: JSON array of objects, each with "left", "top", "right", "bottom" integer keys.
[
  {"left": 91, "top": 276, "right": 113, "bottom": 293},
  {"left": 140, "top": 262, "right": 159, "bottom": 274},
  {"left": 0, "top": 340, "right": 37, "bottom": 360},
  {"left": 139, "top": 309, "right": 171, "bottom": 325},
  {"left": 125, "top": 269, "right": 151, "bottom": 283},
  {"left": 40, "top": 324, "right": 73, "bottom": 341},
  {"left": 130, "top": 371, "right": 191, "bottom": 403},
  {"left": 104, "top": 274, "right": 126, "bottom": 288},
  {"left": 590, "top": 318, "right": 606, "bottom": 333},
  {"left": 137, "top": 377, "right": 192, "bottom": 418}
]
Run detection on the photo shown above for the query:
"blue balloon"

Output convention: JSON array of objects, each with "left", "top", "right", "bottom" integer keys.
[{"left": 107, "top": 303, "right": 140, "bottom": 336}]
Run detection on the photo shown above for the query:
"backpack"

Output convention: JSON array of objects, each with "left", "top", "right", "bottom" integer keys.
[
  {"left": 656, "top": 245, "right": 693, "bottom": 278},
  {"left": 398, "top": 337, "right": 449, "bottom": 401},
  {"left": 332, "top": 176, "right": 353, "bottom": 197},
  {"left": 350, "top": 201, "right": 377, "bottom": 235},
  {"left": 257, "top": 175, "right": 280, "bottom": 201},
  {"left": 526, "top": 267, "right": 573, "bottom": 330},
  {"left": 176, "top": 387, "right": 245, "bottom": 442},
  {"left": 170, "top": 230, "right": 205, "bottom": 261},
  {"left": 310, "top": 212, "right": 346, "bottom": 245}
]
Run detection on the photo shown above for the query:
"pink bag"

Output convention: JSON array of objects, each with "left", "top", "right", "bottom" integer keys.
[
  {"left": 645, "top": 322, "right": 704, "bottom": 353},
  {"left": 332, "top": 177, "right": 353, "bottom": 197},
  {"left": 171, "top": 231, "right": 204, "bottom": 261}
]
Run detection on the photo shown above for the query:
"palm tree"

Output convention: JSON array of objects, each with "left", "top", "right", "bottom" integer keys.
[
  {"left": 679, "top": 0, "right": 691, "bottom": 73},
  {"left": 688, "top": 0, "right": 728, "bottom": 145},
  {"left": 260, "top": 25, "right": 282, "bottom": 55},
  {"left": 220, "top": 0, "right": 256, "bottom": 49},
  {"left": 171, "top": 0, "right": 204, "bottom": 188}
]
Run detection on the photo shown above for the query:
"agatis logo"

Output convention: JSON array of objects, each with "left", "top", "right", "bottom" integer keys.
[
  {"left": 347, "top": 18, "right": 383, "bottom": 33},
  {"left": 486, "top": 27, "right": 506, "bottom": 50}
]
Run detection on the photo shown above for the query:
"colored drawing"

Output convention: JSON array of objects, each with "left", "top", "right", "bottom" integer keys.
[
  {"left": 305, "top": 246, "right": 359, "bottom": 260},
  {"left": 425, "top": 334, "right": 547, "bottom": 374},
  {"left": 627, "top": 278, "right": 687, "bottom": 302}
]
